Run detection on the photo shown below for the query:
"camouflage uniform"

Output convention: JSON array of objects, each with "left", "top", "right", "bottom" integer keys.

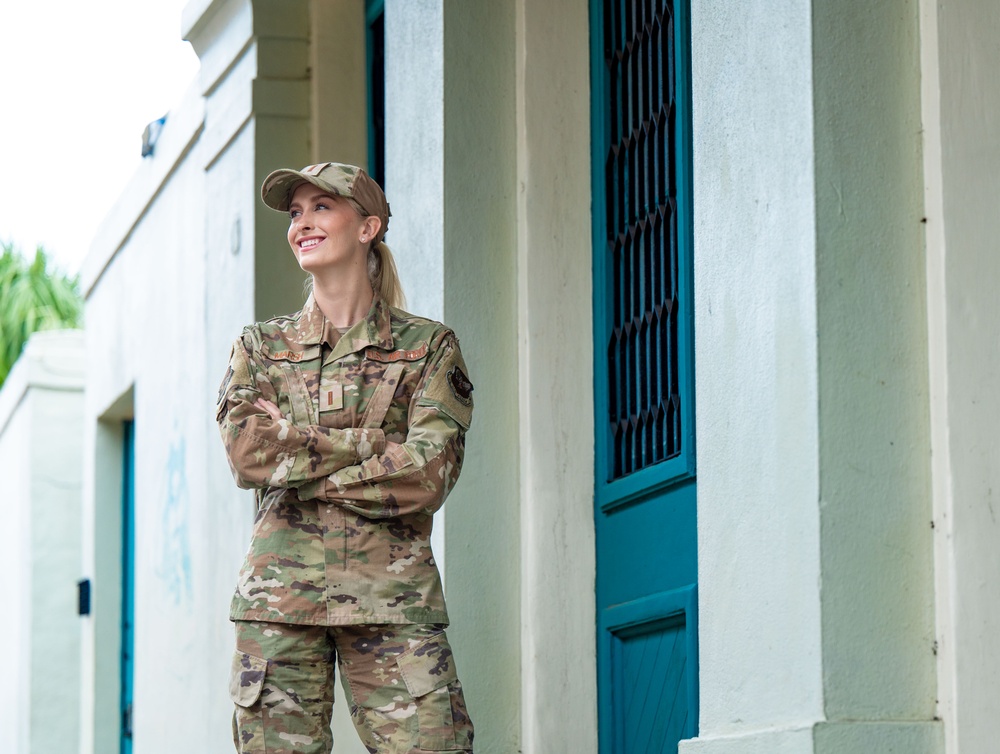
[{"left": 218, "top": 293, "right": 475, "bottom": 753}]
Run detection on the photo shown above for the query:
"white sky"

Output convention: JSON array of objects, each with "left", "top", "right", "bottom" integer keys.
[{"left": 0, "top": 0, "right": 200, "bottom": 274}]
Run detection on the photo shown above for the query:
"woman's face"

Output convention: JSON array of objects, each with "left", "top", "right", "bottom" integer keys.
[{"left": 286, "top": 183, "right": 373, "bottom": 274}]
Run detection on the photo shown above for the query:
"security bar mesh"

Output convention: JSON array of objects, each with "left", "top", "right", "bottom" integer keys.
[{"left": 602, "top": 0, "right": 681, "bottom": 479}]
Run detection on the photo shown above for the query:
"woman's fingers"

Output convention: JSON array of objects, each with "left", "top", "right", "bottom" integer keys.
[{"left": 254, "top": 398, "right": 284, "bottom": 420}]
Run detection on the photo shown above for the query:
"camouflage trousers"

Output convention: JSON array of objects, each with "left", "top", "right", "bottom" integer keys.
[{"left": 230, "top": 621, "right": 474, "bottom": 754}]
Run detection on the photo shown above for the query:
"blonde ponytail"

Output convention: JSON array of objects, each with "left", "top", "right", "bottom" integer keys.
[{"left": 368, "top": 241, "right": 406, "bottom": 310}]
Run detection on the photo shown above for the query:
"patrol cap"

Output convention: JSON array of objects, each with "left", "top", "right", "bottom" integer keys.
[{"left": 261, "top": 162, "right": 391, "bottom": 242}]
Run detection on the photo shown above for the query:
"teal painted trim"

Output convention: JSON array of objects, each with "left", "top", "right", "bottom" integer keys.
[
  {"left": 600, "top": 583, "right": 696, "bottom": 637},
  {"left": 589, "top": 0, "right": 610, "bottom": 497},
  {"left": 591, "top": 0, "right": 697, "bottom": 512},
  {"left": 365, "top": 0, "right": 384, "bottom": 26},
  {"left": 365, "top": 0, "right": 385, "bottom": 185},
  {"left": 120, "top": 420, "right": 135, "bottom": 754},
  {"left": 597, "top": 454, "right": 692, "bottom": 511},
  {"left": 675, "top": 0, "right": 696, "bottom": 481}
]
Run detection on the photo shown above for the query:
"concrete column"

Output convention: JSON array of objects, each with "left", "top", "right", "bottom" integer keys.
[
  {"left": 684, "top": 1, "right": 941, "bottom": 752},
  {"left": 386, "top": 1, "right": 520, "bottom": 751},
  {"left": 515, "top": 0, "right": 597, "bottom": 751}
]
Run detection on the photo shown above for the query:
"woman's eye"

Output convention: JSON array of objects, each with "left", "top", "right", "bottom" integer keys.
[{"left": 315, "top": 202, "right": 329, "bottom": 211}]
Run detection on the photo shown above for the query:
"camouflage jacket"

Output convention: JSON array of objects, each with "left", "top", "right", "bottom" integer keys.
[{"left": 217, "top": 294, "right": 473, "bottom": 626}]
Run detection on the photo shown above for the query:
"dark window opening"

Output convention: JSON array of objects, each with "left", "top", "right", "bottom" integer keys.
[{"left": 367, "top": 0, "right": 386, "bottom": 189}]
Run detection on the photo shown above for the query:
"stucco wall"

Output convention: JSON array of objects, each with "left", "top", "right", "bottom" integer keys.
[
  {"left": 0, "top": 331, "right": 84, "bottom": 754},
  {"left": 77, "top": 0, "right": 318, "bottom": 751},
  {"left": 386, "top": 1, "right": 521, "bottom": 750},
  {"left": 811, "top": 0, "right": 937, "bottom": 734},
  {"left": 514, "top": 0, "right": 597, "bottom": 751},
  {"left": 922, "top": 1, "right": 1000, "bottom": 752},
  {"left": 686, "top": 1, "right": 940, "bottom": 752},
  {"left": 442, "top": 2, "right": 522, "bottom": 752},
  {"left": 80, "top": 102, "right": 229, "bottom": 751},
  {"left": 686, "top": 0, "right": 824, "bottom": 746}
]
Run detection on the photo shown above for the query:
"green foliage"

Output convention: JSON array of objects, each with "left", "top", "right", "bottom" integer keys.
[{"left": 0, "top": 241, "right": 83, "bottom": 387}]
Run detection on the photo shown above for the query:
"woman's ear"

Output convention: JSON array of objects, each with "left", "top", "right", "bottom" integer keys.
[{"left": 364, "top": 216, "right": 382, "bottom": 241}]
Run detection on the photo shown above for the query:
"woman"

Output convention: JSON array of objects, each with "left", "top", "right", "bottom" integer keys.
[{"left": 216, "top": 162, "right": 475, "bottom": 754}]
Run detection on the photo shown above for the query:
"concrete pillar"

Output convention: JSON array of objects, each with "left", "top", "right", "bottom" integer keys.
[
  {"left": 683, "top": 1, "right": 941, "bottom": 751},
  {"left": 385, "top": 1, "right": 521, "bottom": 751},
  {"left": 515, "top": 0, "right": 597, "bottom": 751}
]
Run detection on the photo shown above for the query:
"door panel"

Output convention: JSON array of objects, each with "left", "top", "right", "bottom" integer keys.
[{"left": 592, "top": 0, "right": 695, "bottom": 751}]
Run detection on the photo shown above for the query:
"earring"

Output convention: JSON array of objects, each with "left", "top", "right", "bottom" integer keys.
[{"left": 361, "top": 235, "right": 367, "bottom": 242}]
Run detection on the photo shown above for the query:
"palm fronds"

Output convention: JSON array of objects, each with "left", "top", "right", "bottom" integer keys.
[{"left": 0, "top": 242, "right": 83, "bottom": 387}]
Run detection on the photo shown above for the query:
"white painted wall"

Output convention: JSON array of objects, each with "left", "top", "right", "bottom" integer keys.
[
  {"left": 76, "top": 1, "right": 382, "bottom": 752},
  {"left": 922, "top": 1, "right": 1000, "bottom": 752},
  {"left": 0, "top": 330, "right": 84, "bottom": 754},
  {"left": 385, "top": 0, "right": 444, "bottom": 325},
  {"left": 78, "top": 1, "right": 271, "bottom": 751},
  {"left": 685, "top": 1, "right": 823, "bottom": 748},
  {"left": 515, "top": 0, "right": 597, "bottom": 751}
]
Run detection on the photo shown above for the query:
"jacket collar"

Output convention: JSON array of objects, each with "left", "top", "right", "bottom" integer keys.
[{"left": 293, "top": 292, "right": 394, "bottom": 355}]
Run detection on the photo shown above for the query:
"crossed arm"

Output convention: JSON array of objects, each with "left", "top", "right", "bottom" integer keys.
[{"left": 217, "top": 332, "right": 472, "bottom": 519}]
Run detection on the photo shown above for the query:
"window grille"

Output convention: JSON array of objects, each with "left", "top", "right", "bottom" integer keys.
[{"left": 601, "top": 0, "right": 681, "bottom": 480}]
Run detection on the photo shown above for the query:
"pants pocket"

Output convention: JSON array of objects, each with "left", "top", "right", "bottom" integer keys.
[
  {"left": 396, "top": 633, "right": 474, "bottom": 752},
  {"left": 229, "top": 650, "right": 267, "bottom": 752}
]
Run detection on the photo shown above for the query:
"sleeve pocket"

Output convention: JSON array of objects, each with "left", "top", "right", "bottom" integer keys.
[
  {"left": 395, "top": 632, "right": 459, "bottom": 698},
  {"left": 228, "top": 650, "right": 267, "bottom": 707}
]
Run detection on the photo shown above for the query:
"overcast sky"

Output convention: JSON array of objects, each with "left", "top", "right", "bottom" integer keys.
[{"left": 0, "top": 0, "right": 199, "bottom": 274}]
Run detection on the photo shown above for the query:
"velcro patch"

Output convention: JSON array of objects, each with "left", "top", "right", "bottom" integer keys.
[
  {"left": 447, "top": 366, "right": 474, "bottom": 407},
  {"left": 421, "top": 340, "right": 473, "bottom": 430}
]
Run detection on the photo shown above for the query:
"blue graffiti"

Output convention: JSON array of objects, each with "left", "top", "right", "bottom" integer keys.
[{"left": 160, "top": 434, "right": 193, "bottom": 605}]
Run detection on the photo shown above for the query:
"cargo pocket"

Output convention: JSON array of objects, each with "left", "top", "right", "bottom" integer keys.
[
  {"left": 229, "top": 650, "right": 267, "bottom": 753},
  {"left": 396, "top": 632, "right": 473, "bottom": 752}
]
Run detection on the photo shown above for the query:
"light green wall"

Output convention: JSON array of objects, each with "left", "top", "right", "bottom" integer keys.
[
  {"left": 812, "top": 0, "right": 937, "bottom": 729},
  {"left": 442, "top": 1, "right": 521, "bottom": 751},
  {"left": 253, "top": 0, "right": 313, "bottom": 321}
]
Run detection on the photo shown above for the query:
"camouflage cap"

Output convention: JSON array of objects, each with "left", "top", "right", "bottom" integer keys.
[{"left": 261, "top": 162, "right": 391, "bottom": 242}]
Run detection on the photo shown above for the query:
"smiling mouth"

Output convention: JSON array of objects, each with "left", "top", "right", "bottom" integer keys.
[{"left": 298, "top": 238, "right": 323, "bottom": 251}]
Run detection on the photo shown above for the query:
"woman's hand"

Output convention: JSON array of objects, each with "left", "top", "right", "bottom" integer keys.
[{"left": 255, "top": 398, "right": 284, "bottom": 421}]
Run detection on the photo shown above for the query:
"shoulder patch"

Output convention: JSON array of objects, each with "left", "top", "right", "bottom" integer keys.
[
  {"left": 420, "top": 338, "right": 474, "bottom": 430},
  {"left": 446, "top": 365, "right": 474, "bottom": 407}
]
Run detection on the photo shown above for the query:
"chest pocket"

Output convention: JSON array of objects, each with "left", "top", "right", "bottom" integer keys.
[
  {"left": 357, "top": 344, "right": 429, "bottom": 432},
  {"left": 264, "top": 345, "right": 321, "bottom": 426}
]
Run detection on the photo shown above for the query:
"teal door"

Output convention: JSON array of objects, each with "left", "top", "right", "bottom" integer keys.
[
  {"left": 121, "top": 420, "right": 135, "bottom": 754},
  {"left": 591, "top": 1, "right": 696, "bottom": 751}
]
